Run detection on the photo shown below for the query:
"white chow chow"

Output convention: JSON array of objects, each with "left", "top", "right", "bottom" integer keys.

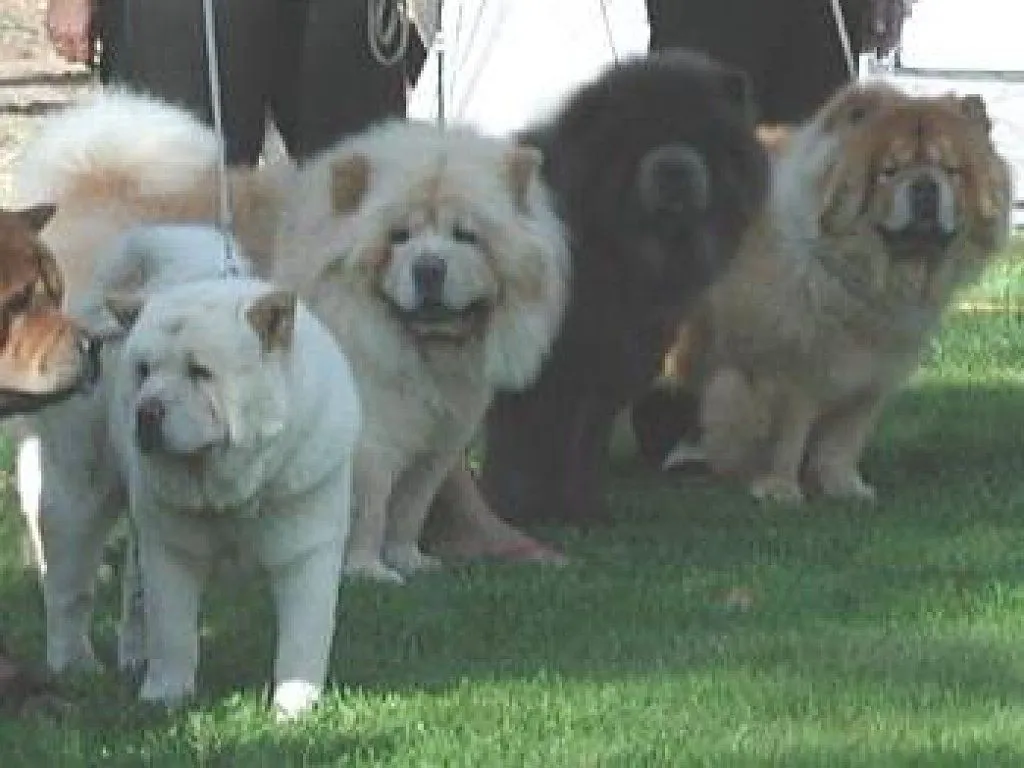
[{"left": 35, "top": 225, "right": 360, "bottom": 719}]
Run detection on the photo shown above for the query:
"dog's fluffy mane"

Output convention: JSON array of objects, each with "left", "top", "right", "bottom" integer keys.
[{"left": 276, "top": 119, "right": 571, "bottom": 391}]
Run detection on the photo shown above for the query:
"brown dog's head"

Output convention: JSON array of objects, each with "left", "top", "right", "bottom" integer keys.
[
  {"left": 0, "top": 205, "right": 99, "bottom": 415},
  {"left": 801, "top": 83, "right": 1013, "bottom": 301}
]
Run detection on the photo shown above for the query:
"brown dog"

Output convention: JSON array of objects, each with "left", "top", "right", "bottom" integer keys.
[
  {"left": 0, "top": 205, "right": 98, "bottom": 416},
  {"left": 669, "top": 83, "right": 1013, "bottom": 503},
  {"left": 0, "top": 203, "right": 99, "bottom": 713}
]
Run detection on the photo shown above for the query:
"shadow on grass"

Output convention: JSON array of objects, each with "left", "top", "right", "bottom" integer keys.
[{"left": 1, "top": 378, "right": 1023, "bottom": 762}]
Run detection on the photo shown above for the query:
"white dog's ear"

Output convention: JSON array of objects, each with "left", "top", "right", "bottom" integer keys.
[
  {"left": 246, "top": 290, "right": 297, "bottom": 352},
  {"left": 504, "top": 145, "right": 543, "bottom": 211},
  {"left": 105, "top": 292, "right": 146, "bottom": 330},
  {"left": 331, "top": 153, "right": 371, "bottom": 214}
]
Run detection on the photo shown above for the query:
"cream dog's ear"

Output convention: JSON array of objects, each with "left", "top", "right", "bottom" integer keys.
[
  {"left": 246, "top": 290, "right": 297, "bottom": 352},
  {"left": 105, "top": 292, "right": 146, "bottom": 330},
  {"left": 331, "top": 153, "right": 371, "bottom": 214},
  {"left": 503, "top": 145, "right": 543, "bottom": 211}
]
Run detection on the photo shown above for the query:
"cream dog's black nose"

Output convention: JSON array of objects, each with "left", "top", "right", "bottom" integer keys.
[{"left": 412, "top": 255, "right": 447, "bottom": 305}]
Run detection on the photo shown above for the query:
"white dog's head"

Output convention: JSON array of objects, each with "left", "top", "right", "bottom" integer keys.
[
  {"left": 109, "top": 280, "right": 296, "bottom": 458},
  {"left": 282, "top": 120, "right": 570, "bottom": 390}
]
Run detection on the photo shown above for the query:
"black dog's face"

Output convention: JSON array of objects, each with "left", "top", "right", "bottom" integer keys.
[{"left": 544, "top": 49, "right": 769, "bottom": 316}]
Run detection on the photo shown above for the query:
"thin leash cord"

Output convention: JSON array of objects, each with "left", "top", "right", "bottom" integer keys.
[
  {"left": 828, "top": 0, "right": 859, "bottom": 80},
  {"left": 436, "top": 1, "right": 446, "bottom": 126},
  {"left": 596, "top": 0, "right": 619, "bottom": 64},
  {"left": 200, "top": 0, "right": 239, "bottom": 277}
]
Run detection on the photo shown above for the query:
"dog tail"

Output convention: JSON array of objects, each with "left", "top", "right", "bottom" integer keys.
[{"left": 15, "top": 88, "right": 218, "bottom": 207}]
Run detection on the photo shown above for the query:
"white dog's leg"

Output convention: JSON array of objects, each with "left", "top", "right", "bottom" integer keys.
[
  {"left": 40, "top": 485, "right": 118, "bottom": 673},
  {"left": 15, "top": 435, "right": 45, "bottom": 574},
  {"left": 117, "top": 533, "right": 146, "bottom": 673},
  {"left": 266, "top": 541, "right": 345, "bottom": 720},
  {"left": 137, "top": 532, "right": 208, "bottom": 707}
]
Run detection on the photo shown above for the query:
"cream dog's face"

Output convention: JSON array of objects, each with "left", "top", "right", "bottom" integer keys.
[
  {"left": 109, "top": 285, "right": 295, "bottom": 458},
  {"left": 375, "top": 196, "right": 498, "bottom": 340},
  {"left": 324, "top": 137, "right": 551, "bottom": 343}
]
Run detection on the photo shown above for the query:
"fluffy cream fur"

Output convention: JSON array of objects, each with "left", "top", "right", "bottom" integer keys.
[
  {"left": 15, "top": 89, "right": 570, "bottom": 587},
  {"left": 273, "top": 120, "right": 569, "bottom": 580}
]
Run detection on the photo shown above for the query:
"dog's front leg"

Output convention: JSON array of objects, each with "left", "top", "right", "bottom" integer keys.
[
  {"left": 750, "top": 385, "right": 819, "bottom": 504},
  {"left": 40, "top": 482, "right": 120, "bottom": 673},
  {"left": 804, "top": 388, "right": 885, "bottom": 502},
  {"left": 134, "top": 499, "right": 210, "bottom": 707},
  {"left": 383, "top": 447, "right": 460, "bottom": 577},
  {"left": 344, "top": 450, "right": 403, "bottom": 582},
  {"left": 258, "top": 473, "right": 351, "bottom": 720}
]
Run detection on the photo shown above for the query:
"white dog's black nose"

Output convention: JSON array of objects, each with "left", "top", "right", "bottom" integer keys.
[
  {"left": 412, "top": 255, "right": 447, "bottom": 305},
  {"left": 136, "top": 397, "right": 165, "bottom": 453}
]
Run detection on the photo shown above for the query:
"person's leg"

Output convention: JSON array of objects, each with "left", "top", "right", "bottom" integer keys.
[
  {"left": 644, "top": 0, "right": 859, "bottom": 125},
  {"left": 97, "top": 0, "right": 278, "bottom": 164},
  {"left": 272, "top": 0, "right": 409, "bottom": 161}
]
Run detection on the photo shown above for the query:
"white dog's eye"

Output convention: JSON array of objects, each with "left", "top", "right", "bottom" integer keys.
[
  {"left": 135, "top": 361, "right": 151, "bottom": 383},
  {"left": 388, "top": 226, "right": 411, "bottom": 245},
  {"left": 452, "top": 225, "right": 480, "bottom": 246},
  {"left": 187, "top": 361, "right": 214, "bottom": 381}
]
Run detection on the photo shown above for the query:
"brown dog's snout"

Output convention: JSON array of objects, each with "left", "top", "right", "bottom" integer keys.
[
  {"left": 136, "top": 397, "right": 165, "bottom": 453},
  {"left": 412, "top": 254, "right": 447, "bottom": 305}
]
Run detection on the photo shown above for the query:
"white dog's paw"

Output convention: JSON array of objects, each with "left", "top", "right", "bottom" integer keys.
[
  {"left": 272, "top": 679, "right": 321, "bottom": 722},
  {"left": 812, "top": 465, "right": 877, "bottom": 503},
  {"left": 117, "top": 624, "right": 146, "bottom": 675},
  {"left": 138, "top": 673, "right": 194, "bottom": 708},
  {"left": 344, "top": 553, "right": 406, "bottom": 584},
  {"left": 47, "top": 638, "right": 102, "bottom": 675},
  {"left": 750, "top": 475, "right": 805, "bottom": 505},
  {"left": 383, "top": 544, "right": 443, "bottom": 576}
]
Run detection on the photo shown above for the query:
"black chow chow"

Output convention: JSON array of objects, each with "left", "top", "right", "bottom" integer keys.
[{"left": 480, "top": 49, "right": 768, "bottom": 525}]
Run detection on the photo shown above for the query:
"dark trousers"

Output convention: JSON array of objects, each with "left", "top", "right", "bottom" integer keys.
[
  {"left": 97, "top": 0, "right": 419, "bottom": 163},
  {"left": 645, "top": 0, "right": 868, "bottom": 124}
]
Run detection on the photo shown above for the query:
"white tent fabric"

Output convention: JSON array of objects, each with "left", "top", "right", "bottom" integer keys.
[{"left": 407, "top": 0, "right": 649, "bottom": 136}]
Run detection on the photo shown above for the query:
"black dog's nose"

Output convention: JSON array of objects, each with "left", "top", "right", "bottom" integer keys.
[
  {"left": 910, "top": 177, "right": 939, "bottom": 223},
  {"left": 412, "top": 255, "right": 447, "bottom": 305},
  {"left": 135, "top": 397, "right": 165, "bottom": 453}
]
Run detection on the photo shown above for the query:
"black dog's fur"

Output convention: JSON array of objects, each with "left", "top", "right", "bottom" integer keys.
[{"left": 480, "top": 49, "right": 768, "bottom": 525}]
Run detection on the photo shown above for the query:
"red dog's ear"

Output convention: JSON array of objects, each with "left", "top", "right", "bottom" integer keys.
[
  {"left": 960, "top": 94, "right": 992, "bottom": 133},
  {"left": 330, "top": 153, "right": 371, "bottom": 214},
  {"left": 17, "top": 203, "right": 57, "bottom": 233}
]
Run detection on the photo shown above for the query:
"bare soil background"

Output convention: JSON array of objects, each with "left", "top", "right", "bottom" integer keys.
[{"left": 0, "top": 0, "right": 92, "bottom": 204}]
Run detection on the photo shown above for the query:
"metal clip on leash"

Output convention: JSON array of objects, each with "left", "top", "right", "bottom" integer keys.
[{"left": 201, "top": 0, "right": 241, "bottom": 278}]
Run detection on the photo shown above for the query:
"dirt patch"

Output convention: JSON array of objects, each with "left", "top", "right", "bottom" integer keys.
[{"left": 0, "top": 0, "right": 93, "bottom": 205}]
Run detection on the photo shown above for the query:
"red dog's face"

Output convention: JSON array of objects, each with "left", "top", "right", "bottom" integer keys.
[{"left": 0, "top": 205, "right": 98, "bottom": 415}]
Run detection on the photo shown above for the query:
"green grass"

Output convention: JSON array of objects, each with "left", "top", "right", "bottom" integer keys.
[{"left": 4, "top": 246, "right": 1024, "bottom": 766}]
